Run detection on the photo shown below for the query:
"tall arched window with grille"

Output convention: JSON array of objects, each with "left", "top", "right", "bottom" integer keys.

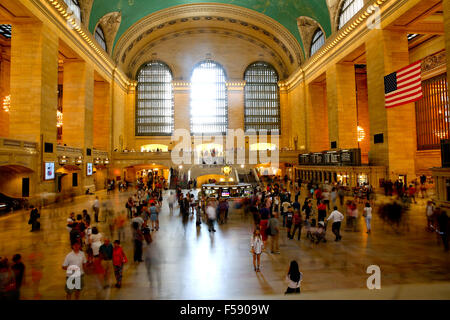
[
  {"left": 94, "top": 25, "right": 107, "bottom": 51},
  {"left": 244, "top": 62, "right": 280, "bottom": 133},
  {"left": 338, "top": 0, "right": 364, "bottom": 30},
  {"left": 190, "top": 60, "right": 228, "bottom": 135},
  {"left": 136, "top": 61, "right": 174, "bottom": 136},
  {"left": 64, "top": 0, "right": 82, "bottom": 22},
  {"left": 310, "top": 28, "right": 325, "bottom": 56}
]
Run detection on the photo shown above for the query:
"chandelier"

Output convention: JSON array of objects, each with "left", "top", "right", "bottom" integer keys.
[
  {"left": 2, "top": 95, "right": 10, "bottom": 112},
  {"left": 57, "top": 110, "right": 63, "bottom": 127}
]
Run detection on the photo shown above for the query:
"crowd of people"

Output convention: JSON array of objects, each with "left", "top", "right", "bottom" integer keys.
[{"left": 2, "top": 170, "right": 449, "bottom": 300}]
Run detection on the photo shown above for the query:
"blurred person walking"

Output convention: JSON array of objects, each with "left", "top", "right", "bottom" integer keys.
[
  {"left": 11, "top": 254, "right": 25, "bottom": 300},
  {"left": 363, "top": 202, "right": 372, "bottom": 234},
  {"left": 93, "top": 196, "right": 100, "bottom": 223},
  {"left": 268, "top": 213, "right": 280, "bottom": 254},
  {"left": 289, "top": 210, "right": 303, "bottom": 241},
  {"left": 112, "top": 240, "right": 128, "bottom": 288}
]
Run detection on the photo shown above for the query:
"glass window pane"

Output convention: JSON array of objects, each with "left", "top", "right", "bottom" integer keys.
[
  {"left": 244, "top": 62, "right": 280, "bottom": 133},
  {"left": 64, "top": 0, "right": 82, "bottom": 23},
  {"left": 136, "top": 61, "right": 174, "bottom": 136},
  {"left": 190, "top": 60, "right": 228, "bottom": 135},
  {"left": 95, "top": 26, "right": 107, "bottom": 51},
  {"left": 310, "top": 29, "right": 325, "bottom": 56},
  {"left": 416, "top": 73, "right": 449, "bottom": 150},
  {"left": 338, "top": 0, "right": 364, "bottom": 30}
]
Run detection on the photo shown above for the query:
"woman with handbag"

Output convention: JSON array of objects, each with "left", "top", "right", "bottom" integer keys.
[{"left": 112, "top": 240, "right": 128, "bottom": 288}]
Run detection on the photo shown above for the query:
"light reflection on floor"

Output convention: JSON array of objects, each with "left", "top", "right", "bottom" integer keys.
[{"left": 0, "top": 189, "right": 449, "bottom": 300}]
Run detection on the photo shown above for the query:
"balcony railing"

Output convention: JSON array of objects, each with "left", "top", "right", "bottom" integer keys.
[{"left": 0, "top": 137, "right": 38, "bottom": 150}]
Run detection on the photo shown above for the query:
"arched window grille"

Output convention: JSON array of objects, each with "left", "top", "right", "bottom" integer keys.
[
  {"left": 190, "top": 60, "right": 228, "bottom": 135},
  {"left": 310, "top": 28, "right": 325, "bottom": 56},
  {"left": 244, "top": 62, "right": 280, "bottom": 133},
  {"left": 136, "top": 61, "right": 174, "bottom": 136},
  {"left": 95, "top": 25, "right": 107, "bottom": 51},
  {"left": 64, "top": 0, "right": 82, "bottom": 23},
  {"left": 338, "top": 0, "right": 364, "bottom": 30}
]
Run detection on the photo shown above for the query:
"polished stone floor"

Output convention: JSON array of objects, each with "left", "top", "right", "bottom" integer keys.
[{"left": 0, "top": 188, "right": 449, "bottom": 300}]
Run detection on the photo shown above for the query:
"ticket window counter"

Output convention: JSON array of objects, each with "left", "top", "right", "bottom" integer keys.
[
  {"left": 358, "top": 174, "right": 369, "bottom": 186},
  {"left": 337, "top": 173, "right": 349, "bottom": 186}
]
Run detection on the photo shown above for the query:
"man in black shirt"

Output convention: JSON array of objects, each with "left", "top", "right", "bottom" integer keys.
[{"left": 99, "top": 238, "right": 113, "bottom": 288}]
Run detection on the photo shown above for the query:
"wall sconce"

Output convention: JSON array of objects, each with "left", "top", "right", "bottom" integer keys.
[
  {"left": 59, "top": 155, "right": 68, "bottom": 165},
  {"left": 75, "top": 156, "right": 83, "bottom": 165},
  {"left": 2, "top": 95, "right": 10, "bottom": 112},
  {"left": 57, "top": 110, "right": 63, "bottom": 128},
  {"left": 104, "top": 158, "right": 110, "bottom": 165},
  {"left": 94, "top": 157, "right": 101, "bottom": 164},
  {"left": 357, "top": 126, "right": 365, "bottom": 142}
]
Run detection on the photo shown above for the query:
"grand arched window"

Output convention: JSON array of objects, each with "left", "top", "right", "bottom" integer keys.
[
  {"left": 310, "top": 28, "right": 325, "bottom": 56},
  {"left": 136, "top": 61, "right": 174, "bottom": 136},
  {"left": 94, "top": 25, "right": 107, "bottom": 51},
  {"left": 338, "top": 0, "right": 364, "bottom": 30},
  {"left": 64, "top": 0, "right": 82, "bottom": 22},
  {"left": 190, "top": 60, "right": 228, "bottom": 135},
  {"left": 244, "top": 62, "right": 280, "bottom": 132}
]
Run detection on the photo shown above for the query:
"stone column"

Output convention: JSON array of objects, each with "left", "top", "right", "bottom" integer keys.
[
  {"left": 9, "top": 22, "right": 58, "bottom": 193},
  {"left": 62, "top": 60, "right": 94, "bottom": 191},
  {"left": 227, "top": 81, "right": 245, "bottom": 132},
  {"left": 93, "top": 80, "right": 111, "bottom": 152},
  {"left": 173, "top": 81, "right": 191, "bottom": 133},
  {"left": 366, "top": 29, "right": 416, "bottom": 180},
  {"left": 279, "top": 85, "right": 290, "bottom": 148},
  {"left": 306, "top": 82, "right": 329, "bottom": 152},
  {"left": 326, "top": 63, "right": 358, "bottom": 150}
]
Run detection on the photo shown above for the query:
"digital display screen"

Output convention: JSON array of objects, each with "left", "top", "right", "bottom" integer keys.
[
  {"left": 221, "top": 192, "right": 230, "bottom": 197},
  {"left": 87, "top": 163, "right": 93, "bottom": 176},
  {"left": 44, "top": 162, "right": 55, "bottom": 180}
]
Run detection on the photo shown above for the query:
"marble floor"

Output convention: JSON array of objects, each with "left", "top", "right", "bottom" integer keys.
[{"left": 0, "top": 188, "right": 449, "bottom": 300}]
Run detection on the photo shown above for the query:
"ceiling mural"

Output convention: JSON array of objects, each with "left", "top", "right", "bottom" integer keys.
[{"left": 89, "top": 0, "right": 331, "bottom": 51}]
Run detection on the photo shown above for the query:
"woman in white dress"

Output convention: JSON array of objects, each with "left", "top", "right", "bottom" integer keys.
[
  {"left": 251, "top": 228, "right": 264, "bottom": 272},
  {"left": 90, "top": 227, "right": 103, "bottom": 257}
]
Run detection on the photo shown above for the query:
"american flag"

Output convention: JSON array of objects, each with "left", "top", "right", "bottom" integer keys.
[{"left": 384, "top": 60, "right": 423, "bottom": 108}]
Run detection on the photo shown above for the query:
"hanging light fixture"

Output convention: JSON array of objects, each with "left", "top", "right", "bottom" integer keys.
[
  {"left": 57, "top": 110, "right": 63, "bottom": 127},
  {"left": 2, "top": 95, "right": 10, "bottom": 112},
  {"left": 357, "top": 126, "right": 365, "bottom": 142}
]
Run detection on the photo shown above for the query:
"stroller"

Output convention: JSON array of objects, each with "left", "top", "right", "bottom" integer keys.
[{"left": 309, "top": 221, "right": 327, "bottom": 244}]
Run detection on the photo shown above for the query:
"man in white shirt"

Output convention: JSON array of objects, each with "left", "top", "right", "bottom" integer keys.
[
  {"left": 132, "top": 213, "right": 145, "bottom": 229},
  {"left": 327, "top": 206, "right": 344, "bottom": 241},
  {"left": 62, "top": 242, "right": 87, "bottom": 300},
  {"left": 206, "top": 203, "right": 217, "bottom": 232},
  {"left": 168, "top": 192, "right": 176, "bottom": 215},
  {"left": 93, "top": 196, "right": 100, "bottom": 223}
]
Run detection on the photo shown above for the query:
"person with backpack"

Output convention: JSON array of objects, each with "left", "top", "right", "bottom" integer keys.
[
  {"left": 289, "top": 210, "right": 303, "bottom": 241},
  {"left": 268, "top": 213, "right": 280, "bottom": 254},
  {"left": 285, "top": 260, "right": 302, "bottom": 294}
]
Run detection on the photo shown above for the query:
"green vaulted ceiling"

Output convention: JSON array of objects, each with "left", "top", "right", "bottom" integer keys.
[{"left": 89, "top": 0, "right": 332, "bottom": 52}]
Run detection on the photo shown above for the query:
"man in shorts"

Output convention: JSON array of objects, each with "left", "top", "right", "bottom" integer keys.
[{"left": 62, "top": 242, "right": 87, "bottom": 300}]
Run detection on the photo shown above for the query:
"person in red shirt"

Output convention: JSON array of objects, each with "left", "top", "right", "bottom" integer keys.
[
  {"left": 112, "top": 240, "right": 128, "bottom": 288},
  {"left": 317, "top": 200, "right": 327, "bottom": 222},
  {"left": 408, "top": 185, "right": 417, "bottom": 204}
]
